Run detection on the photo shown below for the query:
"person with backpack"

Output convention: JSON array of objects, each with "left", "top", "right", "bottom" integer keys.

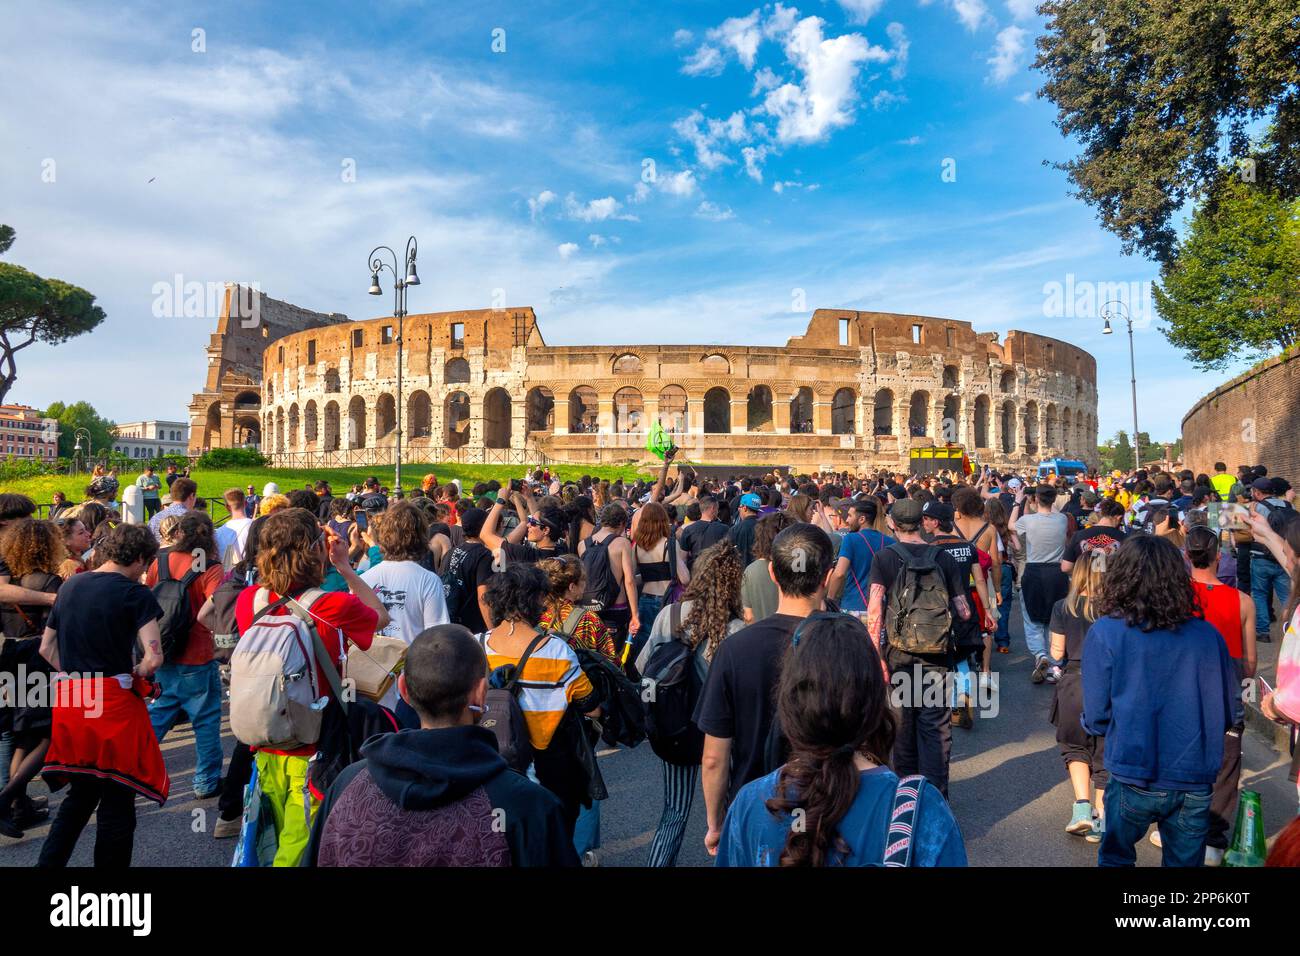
[
  {"left": 143, "top": 510, "right": 226, "bottom": 800},
  {"left": 476, "top": 563, "right": 602, "bottom": 836},
  {"left": 716, "top": 612, "right": 966, "bottom": 867},
  {"left": 304, "top": 623, "right": 579, "bottom": 866},
  {"left": 1249, "top": 477, "right": 1294, "bottom": 639},
  {"left": 441, "top": 507, "right": 496, "bottom": 635},
  {"left": 636, "top": 540, "right": 745, "bottom": 866},
  {"left": 864, "top": 498, "right": 972, "bottom": 798},
  {"left": 578, "top": 503, "right": 640, "bottom": 657},
  {"left": 230, "top": 507, "right": 387, "bottom": 867},
  {"left": 537, "top": 555, "right": 618, "bottom": 662},
  {"left": 36, "top": 523, "right": 167, "bottom": 867},
  {"left": 827, "top": 497, "right": 894, "bottom": 621},
  {"left": 1010, "top": 484, "right": 1071, "bottom": 684},
  {"left": 695, "top": 523, "right": 836, "bottom": 857}
]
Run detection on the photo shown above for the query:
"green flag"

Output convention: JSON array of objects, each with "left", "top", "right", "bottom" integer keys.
[{"left": 646, "top": 420, "right": 672, "bottom": 460}]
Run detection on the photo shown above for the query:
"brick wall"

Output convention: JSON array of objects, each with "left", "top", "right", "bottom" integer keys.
[{"left": 1181, "top": 349, "right": 1300, "bottom": 480}]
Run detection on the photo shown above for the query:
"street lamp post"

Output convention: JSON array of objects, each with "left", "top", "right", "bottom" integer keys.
[
  {"left": 367, "top": 237, "right": 420, "bottom": 492},
  {"left": 72, "top": 427, "right": 91, "bottom": 475},
  {"left": 1101, "top": 300, "right": 1140, "bottom": 472}
]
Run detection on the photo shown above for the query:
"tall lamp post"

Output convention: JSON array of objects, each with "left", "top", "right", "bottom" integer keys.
[
  {"left": 366, "top": 237, "right": 420, "bottom": 492},
  {"left": 71, "top": 427, "right": 90, "bottom": 475},
  {"left": 1101, "top": 300, "right": 1140, "bottom": 472}
]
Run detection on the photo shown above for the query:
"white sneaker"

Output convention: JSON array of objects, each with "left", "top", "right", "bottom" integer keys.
[
  {"left": 1149, "top": 829, "right": 1162, "bottom": 848},
  {"left": 1045, "top": 664, "right": 1063, "bottom": 684},
  {"left": 1204, "top": 846, "right": 1224, "bottom": 866}
]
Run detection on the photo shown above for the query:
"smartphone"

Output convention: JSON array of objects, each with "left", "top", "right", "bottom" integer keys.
[
  {"left": 354, "top": 508, "right": 368, "bottom": 532},
  {"left": 509, "top": 478, "right": 523, "bottom": 493}
]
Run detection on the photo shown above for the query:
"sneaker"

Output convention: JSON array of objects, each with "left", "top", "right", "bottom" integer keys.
[
  {"left": 194, "top": 779, "right": 222, "bottom": 800},
  {"left": 581, "top": 849, "right": 600, "bottom": 867},
  {"left": 213, "top": 816, "right": 242, "bottom": 839},
  {"left": 11, "top": 803, "right": 48, "bottom": 830},
  {"left": 996, "top": 645, "right": 1010, "bottom": 654},
  {"left": 1066, "top": 801, "right": 1094, "bottom": 835},
  {"left": 1204, "top": 845, "right": 1225, "bottom": 866},
  {"left": 0, "top": 814, "right": 21, "bottom": 840},
  {"left": 1031, "top": 658, "right": 1048, "bottom": 684},
  {"left": 1045, "top": 664, "right": 1063, "bottom": 684},
  {"left": 1149, "top": 829, "right": 1162, "bottom": 848},
  {"left": 1086, "top": 812, "right": 1105, "bottom": 843},
  {"left": 951, "top": 699, "right": 974, "bottom": 730}
]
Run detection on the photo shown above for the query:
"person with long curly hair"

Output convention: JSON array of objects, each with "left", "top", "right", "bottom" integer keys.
[
  {"left": 1081, "top": 533, "right": 1240, "bottom": 867},
  {"left": 635, "top": 540, "right": 746, "bottom": 866},
  {"left": 0, "top": 519, "right": 66, "bottom": 837},
  {"left": 537, "top": 555, "right": 618, "bottom": 662},
  {"left": 716, "top": 612, "right": 965, "bottom": 866}
]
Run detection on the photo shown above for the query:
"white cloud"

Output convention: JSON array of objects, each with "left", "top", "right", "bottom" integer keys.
[
  {"left": 742, "top": 145, "right": 769, "bottom": 182},
  {"left": 557, "top": 242, "right": 579, "bottom": 259},
  {"left": 751, "top": 66, "right": 782, "bottom": 95},
  {"left": 672, "top": 28, "right": 694, "bottom": 46},
  {"left": 773, "top": 180, "right": 819, "bottom": 193},
  {"left": 1016, "top": 90, "right": 1033, "bottom": 103},
  {"left": 563, "top": 194, "right": 637, "bottom": 222},
  {"left": 835, "top": 0, "right": 887, "bottom": 23},
  {"left": 897, "top": 135, "right": 924, "bottom": 145},
  {"left": 872, "top": 89, "right": 907, "bottom": 110},
  {"left": 588, "top": 234, "right": 607, "bottom": 247},
  {"left": 695, "top": 200, "right": 735, "bottom": 221},
  {"left": 764, "top": 3, "right": 801, "bottom": 38},
  {"left": 760, "top": 14, "right": 889, "bottom": 144},
  {"left": 886, "top": 22, "right": 910, "bottom": 80},
  {"left": 628, "top": 181, "right": 652, "bottom": 204},
  {"left": 673, "top": 110, "right": 740, "bottom": 169},
  {"left": 527, "top": 189, "right": 556, "bottom": 219},
  {"left": 710, "top": 10, "right": 764, "bottom": 69},
  {"left": 1005, "top": 0, "right": 1038, "bottom": 20},
  {"left": 658, "top": 169, "right": 698, "bottom": 197},
  {"left": 946, "top": 0, "right": 992, "bottom": 31},
  {"left": 987, "top": 25, "right": 1029, "bottom": 84},
  {"left": 681, "top": 44, "right": 725, "bottom": 76}
]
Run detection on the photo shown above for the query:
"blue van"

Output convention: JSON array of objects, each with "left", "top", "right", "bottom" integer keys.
[{"left": 1037, "top": 459, "right": 1087, "bottom": 483}]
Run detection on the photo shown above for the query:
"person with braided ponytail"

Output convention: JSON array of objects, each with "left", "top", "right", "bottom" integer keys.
[{"left": 716, "top": 613, "right": 966, "bottom": 867}]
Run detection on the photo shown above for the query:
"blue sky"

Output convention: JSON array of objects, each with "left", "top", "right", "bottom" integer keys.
[{"left": 0, "top": 0, "right": 1240, "bottom": 442}]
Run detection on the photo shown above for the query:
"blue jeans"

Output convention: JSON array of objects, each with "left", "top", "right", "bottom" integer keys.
[
  {"left": 1099, "top": 780, "right": 1211, "bottom": 867},
  {"left": 1251, "top": 558, "right": 1290, "bottom": 635},
  {"left": 149, "top": 661, "right": 224, "bottom": 794},
  {"left": 574, "top": 797, "right": 601, "bottom": 856},
  {"left": 632, "top": 593, "right": 665, "bottom": 663},
  {"left": 995, "top": 563, "right": 1013, "bottom": 648},
  {"left": 1023, "top": 613, "right": 1056, "bottom": 663}
]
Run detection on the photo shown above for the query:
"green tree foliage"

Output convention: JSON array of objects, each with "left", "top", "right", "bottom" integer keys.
[
  {"left": 1099, "top": 430, "right": 1134, "bottom": 471},
  {"left": 0, "top": 227, "right": 106, "bottom": 404},
  {"left": 1035, "top": 0, "right": 1300, "bottom": 263},
  {"left": 1154, "top": 178, "right": 1300, "bottom": 369},
  {"left": 42, "top": 401, "right": 116, "bottom": 459}
]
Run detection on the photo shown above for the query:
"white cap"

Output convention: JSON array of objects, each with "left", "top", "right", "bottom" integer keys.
[
  {"left": 262, "top": 482, "right": 280, "bottom": 497},
  {"left": 1007, "top": 477, "right": 1023, "bottom": 490}
]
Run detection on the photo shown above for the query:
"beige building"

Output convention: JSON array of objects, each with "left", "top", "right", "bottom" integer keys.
[
  {"left": 243, "top": 298, "right": 1098, "bottom": 472},
  {"left": 0, "top": 404, "right": 58, "bottom": 461}
]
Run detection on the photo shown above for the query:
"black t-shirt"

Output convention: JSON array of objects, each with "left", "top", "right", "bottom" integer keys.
[
  {"left": 930, "top": 534, "right": 980, "bottom": 648},
  {"left": 46, "top": 570, "right": 163, "bottom": 674},
  {"left": 500, "top": 541, "right": 569, "bottom": 565},
  {"left": 867, "top": 542, "right": 965, "bottom": 667},
  {"left": 693, "top": 613, "right": 803, "bottom": 805},
  {"left": 1048, "top": 598, "right": 1092, "bottom": 665},
  {"left": 444, "top": 542, "right": 495, "bottom": 633},
  {"left": 1063, "top": 524, "right": 1126, "bottom": 564},
  {"left": 728, "top": 516, "right": 759, "bottom": 566},
  {"left": 680, "top": 519, "right": 728, "bottom": 567}
]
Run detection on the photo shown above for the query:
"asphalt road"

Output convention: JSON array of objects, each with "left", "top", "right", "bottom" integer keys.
[{"left": 2, "top": 600, "right": 1295, "bottom": 867}]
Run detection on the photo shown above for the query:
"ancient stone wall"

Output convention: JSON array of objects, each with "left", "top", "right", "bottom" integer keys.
[
  {"left": 256, "top": 304, "right": 1098, "bottom": 471},
  {"left": 1181, "top": 349, "right": 1300, "bottom": 480}
]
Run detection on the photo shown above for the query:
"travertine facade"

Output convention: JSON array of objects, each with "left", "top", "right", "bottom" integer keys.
[
  {"left": 248, "top": 301, "right": 1098, "bottom": 470},
  {"left": 188, "top": 285, "right": 349, "bottom": 454}
]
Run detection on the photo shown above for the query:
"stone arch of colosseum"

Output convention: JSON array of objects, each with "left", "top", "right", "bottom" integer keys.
[{"left": 251, "top": 305, "right": 1098, "bottom": 470}]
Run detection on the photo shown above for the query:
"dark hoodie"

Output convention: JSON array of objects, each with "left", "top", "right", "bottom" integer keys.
[{"left": 305, "top": 725, "right": 579, "bottom": 867}]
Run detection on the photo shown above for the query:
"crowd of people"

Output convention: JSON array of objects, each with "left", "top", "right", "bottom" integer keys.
[{"left": 1, "top": 449, "right": 1299, "bottom": 868}]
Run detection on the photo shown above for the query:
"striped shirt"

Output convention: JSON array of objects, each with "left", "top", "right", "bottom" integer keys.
[{"left": 480, "top": 631, "right": 596, "bottom": 750}]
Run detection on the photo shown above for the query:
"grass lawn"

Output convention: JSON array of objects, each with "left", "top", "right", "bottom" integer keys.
[{"left": 2, "top": 462, "right": 654, "bottom": 507}]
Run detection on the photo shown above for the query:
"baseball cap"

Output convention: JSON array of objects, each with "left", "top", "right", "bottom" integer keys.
[
  {"left": 739, "top": 493, "right": 762, "bottom": 510},
  {"left": 921, "top": 501, "right": 954, "bottom": 523},
  {"left": 890, "top": 498, "right": 923, "bottom": 524},
  {"left": 887, "top": 483, "right": 908, "bottom": 500},
  {"left": 1251, "top": 477, "right": 1274, "bottom": 494},
  {"left": 1007, "top": 477, "right": 1023, "bottom": 490}
]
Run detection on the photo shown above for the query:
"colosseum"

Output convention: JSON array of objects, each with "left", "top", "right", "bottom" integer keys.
[{"left": 191, "top": 285, "right": 1099, "bottom": 472}]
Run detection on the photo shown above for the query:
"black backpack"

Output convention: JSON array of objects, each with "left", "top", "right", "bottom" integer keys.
[
  {"left": 550, "top": 607, "right": 646, "bottom": 750},
  {"left": 640, "top": 602, "right": 705, "bottom": 765},
  {"left": 580, "top": 535, "right": 620, "bottom": 610},
  {"left": 152, "top": 548, "right": 202, "bottom": 661},
  {"left": 209, "top": 567, "right": 252, "bottom": 659},
  {"left": 885, "top": 544, "right": 953, "bottom": 657},
  {"left": 479, "top": 631, "right": 549, "bottom": 773},
  {"left": 442, "top": 543, "right": 489, "bottom": 625},
  {"left": 1139, "top": 498, "right": 1176, "bottom": 534}
]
